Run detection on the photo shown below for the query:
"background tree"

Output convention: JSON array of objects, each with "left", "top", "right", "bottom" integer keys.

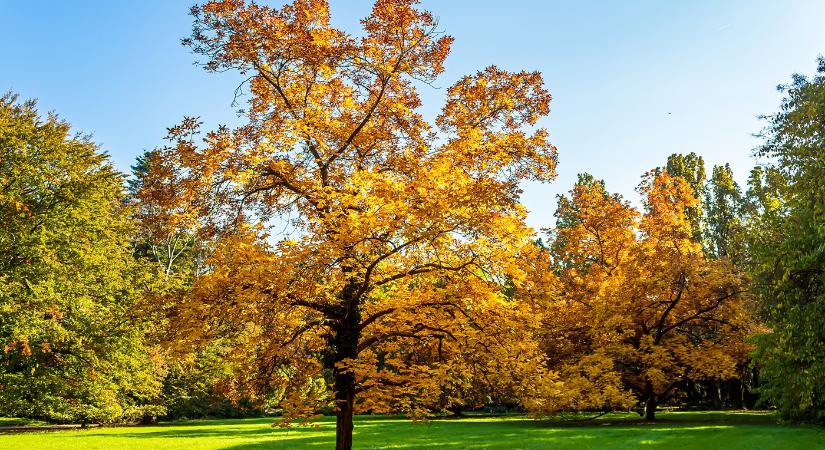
[
  {"left": 540, "top": 171, "right": 753, "bottom": 420},
  {"left": 0, "top": 94, "right": 162, "bottom": 423},
  {"left": 665, "top": 152, "right": 707, "bottom": 244},
  {"left": 536, "top": 173, "right": 639, "bottom": 415},
  {"left": 130, "top": 148, "right": 205, "bottom": 277},
  {"left": 141, "top": 1, "right": 559, "bottom": 448},
  {"left": 704, "top": 164, "right": 746, "bottom": 264},
  {"left": 751, "top": 58, "right": 825, "bottom": 423},
  {"left": 130, "top": 150, "right": 252, "bottom": 421},
  {"left": 743, "top": 165, "right": 787, "bottom": 273}
]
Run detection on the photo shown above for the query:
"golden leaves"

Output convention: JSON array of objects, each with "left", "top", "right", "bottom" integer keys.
[
  {"left": 437, "top": 66, "right": 558, "bottom": 183},
  {"left": 541, "top": 171, "right": 755, "bottom": 411},
  {"left": 144, "top": 0, "right": 563, "bottom": 425}
]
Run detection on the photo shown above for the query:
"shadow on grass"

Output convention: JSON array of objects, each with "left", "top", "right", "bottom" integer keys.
[
  {"left": 66, "top": 411, "right": 822, "bottom": 450},
  {"left": 531, "top": 410, "right": 780, "bottom": 428},
  {"left": 69, "top": 418, "right": 331, "bottom": 441}
]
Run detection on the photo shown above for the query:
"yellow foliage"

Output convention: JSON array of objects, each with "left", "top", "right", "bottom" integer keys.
[
  {"left": 142, "top": 0, "right": 559, "bottom": 438},
  {"left": 533, "top": 171, "right": 757, "bottom": 416}
]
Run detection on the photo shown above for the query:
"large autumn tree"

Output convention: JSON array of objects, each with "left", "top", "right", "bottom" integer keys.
[
  {"left": 538, "top": 171, "right": 754, "bottom": 420},
  {"left": 0, "top": 94, "right": 162, "bottom": 423},
  {"left": 140, "top": 1, "right": 558, "bottom": 448}
]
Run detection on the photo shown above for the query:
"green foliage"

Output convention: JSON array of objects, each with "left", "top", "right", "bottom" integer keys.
[
  {"left": 0, "top": 94, "right": 163, "bottom": 423},
  {"left": 704, "top": 164, "right": 746, "bottom": 263},
  {"left": 750, "top": 58, "right": 825, "bottom": 423},
  {"left": 159, "top": 343, "right": 265, "bottom": 420}
]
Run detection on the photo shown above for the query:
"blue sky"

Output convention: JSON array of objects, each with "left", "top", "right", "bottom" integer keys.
[{"left": 3, "top": 1, "right": 824, "bottom": 229}]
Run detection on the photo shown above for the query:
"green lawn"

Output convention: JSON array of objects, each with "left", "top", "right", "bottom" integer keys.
[{"left": 0, "top": 411, "right": 822, "bottom": 449}]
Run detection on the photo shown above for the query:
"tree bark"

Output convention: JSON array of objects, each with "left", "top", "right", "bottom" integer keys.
[
  {"left": 330, "top": 278, "right": 361, "bottom": 450},
  {"left": 644, "top": 382, "right": 657, "bottom": 420},
  {"left": 741, "top": 379, "right": 747, "bottom": 409},
  {"left": 335, "top": 374, "right": 356, "bottom": 450}
]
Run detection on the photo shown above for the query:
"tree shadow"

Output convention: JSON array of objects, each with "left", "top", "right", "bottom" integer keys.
[{"left": 56, "top": 411, "right": 822, "bottom": 450}]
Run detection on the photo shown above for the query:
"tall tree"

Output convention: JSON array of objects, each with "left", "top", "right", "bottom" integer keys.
[
  {"left": 704, "top": 164, "right": 746, "bottom": 263},
  {"left": 751, "top": 58, "right": 825, "bottom": 422},
  {"left": 540, "top": 171, "right": 753, "bottom": 420},
  {"left": 141, "top": 1, "right": 558, "bottom": 448},
  {"left": 665, "top": 152, "right": 706, "bottom": 244},
  {"left": 0, "top": 94, "right": 162, "bottom": 423},
  {"left": 537, "top": 174, "right": 640, "bottom": 414},
  {"left": 130, "top": 150, "right": 237, "bottom": 421}
]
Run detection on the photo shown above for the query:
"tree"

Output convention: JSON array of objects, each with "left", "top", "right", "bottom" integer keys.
[
  {"left": 743, "top": 165, "right": 787, "bottom": 273},
  {"left": 542, "top": 171, "right": 753, "bottom": 420},
  {"left": 130, "top": 149, "right": 205, "bottom": 277},
  {"left": 130, "top": 150, "right": 240, "bottom": 421},
  {"left": 751, "top": 58, "right": 825, "bottom": 422},
  {"left": 141, "top": 1, "right": 558, "bottom": 448},
  {"left": 535, "top": 174, "right": 640, "bottom": 415},
  {"left": 0, "top": 94, "right": 162, "bottom": 423},
  {"left": 665, "top": 152, "right": 706, "bottom": 244},
  {"left": 704, "top": 164, "right": 746, "bottom": 263}
]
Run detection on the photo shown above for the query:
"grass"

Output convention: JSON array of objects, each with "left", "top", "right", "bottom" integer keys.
[
  {"left": 0, "top": 417, "right": 48, "bottom": 427},
  {"left": 0, "top": 411, "right": 822, "bottom": 449}
]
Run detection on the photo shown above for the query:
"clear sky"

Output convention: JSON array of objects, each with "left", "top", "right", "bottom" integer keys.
[{"left": 4, "top": 1, "right": 824, "bottom": 229}]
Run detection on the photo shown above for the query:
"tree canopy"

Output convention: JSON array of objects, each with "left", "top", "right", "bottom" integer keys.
[
  {"left": 751, "top": 58, "right": 825, "bottom": 423},
  {"left": 538, "top": 171, "right": 754, "bottom": 420},
  {"left": 0, "top": 94, "right": 162, "bottom": 423},
  {"left": 139, "top": 1, "right": 558, "bottom": 448}
]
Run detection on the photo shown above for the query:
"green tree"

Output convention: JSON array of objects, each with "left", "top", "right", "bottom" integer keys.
[
  {"left": 751, "top": 58, "right": 825, "bottom": 422},
  {"left": 704, "top": 164, "right": 746, "bottom": 263},
  {"left": 665, "top": 152, "right": 706, "bottom": 244},
  {"left": 0, "top": 94, "right": 162, "bottom": 423}
]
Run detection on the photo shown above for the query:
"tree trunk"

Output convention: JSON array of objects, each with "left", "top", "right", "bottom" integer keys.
[
  {"left": 335, "top": 373, "right": 356, "bottom": 450},
  {"left": 644, "top": 382, "right": 657, "bottom": 420},
  {"left": 140, "top": 414, "right": 158, "bottom": 425},
  {"left": 329, "top": 278, "right": 361, "bottom": 450},
  {"left": 741, "top": 379, "right": 747, "bottom": 409},
  {"left": 448, "top": 404, "right": 463, "bottom": 417}
]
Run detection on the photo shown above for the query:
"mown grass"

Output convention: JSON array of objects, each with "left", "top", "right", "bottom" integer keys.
[
  {"left": 1, "top": 411, "right": 822, "bottom": 449},
  {"left": 0, "top": 417, "right": 48, "bottom": 427}
]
